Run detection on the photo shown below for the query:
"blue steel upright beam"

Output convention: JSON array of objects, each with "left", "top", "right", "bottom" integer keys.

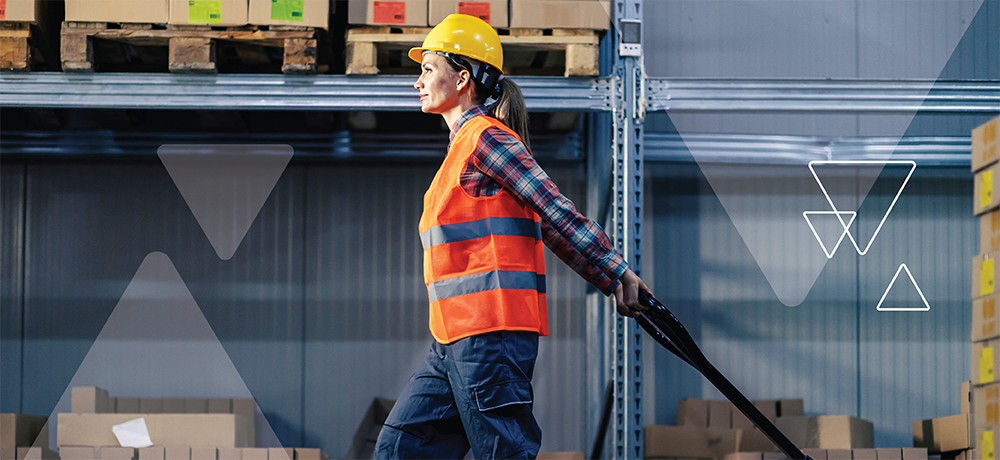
[{"left": 610, "top": 0, "right": 645, "bottom": 458}]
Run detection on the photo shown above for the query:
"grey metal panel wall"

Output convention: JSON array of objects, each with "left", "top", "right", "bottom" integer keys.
[
  {"left": 18, "top": 161, "right": 306, "bottom": 445},
  {"left": 857, "top": 168, "right": 975, "bottom": 447},
  {"left": 302, "top": 164, "right": 590, "bottom": 455},
  {"left": 1, "top": 161, "right": 25, "bottom": 414}
]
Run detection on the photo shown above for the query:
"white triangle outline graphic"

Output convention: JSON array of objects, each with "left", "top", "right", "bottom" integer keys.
[
  {"left": 808, "top": 160, "right": 916, "bottom": 256},
  {"left": 34, "top": 252, "right": 285, "bottom": 452},
  {"left": 876, "top": 263, "right": 930, "bottom": 312},
  {"left": 802, "top": 211, "right": 857, "bottom": 259},
  {"left": 158, "top": 144, "right": 293, "bottom": 261}
]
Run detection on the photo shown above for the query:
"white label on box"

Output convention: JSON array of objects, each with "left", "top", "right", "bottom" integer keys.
[{"left": 112, "top": 418, "right": 154, "bottom": 448}]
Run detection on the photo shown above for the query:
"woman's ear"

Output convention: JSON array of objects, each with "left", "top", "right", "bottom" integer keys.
[{"left": 456, "top": 69, "right": 471, "bottom": 91}]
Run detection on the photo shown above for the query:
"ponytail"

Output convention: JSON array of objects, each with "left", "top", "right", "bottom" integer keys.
[{"left": 488, "top": 78, "right": 531, "bottom": 155}]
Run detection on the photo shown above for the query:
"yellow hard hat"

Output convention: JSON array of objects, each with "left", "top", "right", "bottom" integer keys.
[{"left": 408, "top": 14, "right": 503, "bottom": 73}]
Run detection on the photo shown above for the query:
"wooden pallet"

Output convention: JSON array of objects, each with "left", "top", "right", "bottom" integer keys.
[
  {"left": 345, "top": 26, "right": 599, "bottom": 77},
  {"left": 60, "top": 22, "right": 317, "bottom": 73},
  {"left": 1, "top": 22, "right": 32, "bottom": 71}
]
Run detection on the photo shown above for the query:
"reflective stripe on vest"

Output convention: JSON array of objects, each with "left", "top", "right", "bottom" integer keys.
[
  {"left": 419, "top": 115, "right": 548, "bottom": 344},
  {"left": 420, "top": 216, "right": 542, "bottom": 250}
]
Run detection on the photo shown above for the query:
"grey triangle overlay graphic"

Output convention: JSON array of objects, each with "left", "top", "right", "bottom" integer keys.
[
  {"left": 158, "top": 145, "right": 294, "bottom": 261},
  {"left": 33, "top": 252, "right": 284, "bottom": 452},
  {"left": 646, "top": 1, "right": 982, "bottom": 306}
]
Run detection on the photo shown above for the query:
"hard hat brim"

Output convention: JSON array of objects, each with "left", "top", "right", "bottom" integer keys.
[{"left": 408, "top": 47, "right": 425, "bottom": 65}]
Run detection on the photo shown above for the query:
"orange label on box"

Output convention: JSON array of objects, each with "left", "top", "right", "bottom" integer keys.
[
  {"left": 991, "top": 403, "right": 1000, "bottom": 424},
  {"left": 993, "top": 211, "right": 1000, "bottom": 232},
  {"left": 373, "top": 1, "right": 405, "bottom": 24},
  {"left": 986, "top": 121, "right": 997, "bottom": 145},
  {"left": 458, "top": 2, "right": 491, "bottom": 23}
]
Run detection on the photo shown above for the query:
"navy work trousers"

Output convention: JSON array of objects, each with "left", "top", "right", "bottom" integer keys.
[{"left": 374, "top": 331, "right": 542, "bottom": 459}]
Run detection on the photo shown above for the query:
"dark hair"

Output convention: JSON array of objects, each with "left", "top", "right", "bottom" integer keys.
[{"left": 441, "top": 54, "right": 532, "bottom": 154}]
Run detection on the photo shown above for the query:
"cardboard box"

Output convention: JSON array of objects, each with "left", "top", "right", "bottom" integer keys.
[
  {"left": 267, "top": 449, "right": 293, "bottom": 460},
  {"left": 16, "top": 446, "right": 57, "bottom": 460},
  {"left": 724, "top": 453, "right": 761, "bottom": 460},
  {"left": 973, "top": 116, "right": 999, "bottom": 173},
  {"left": 190, "top": 448, "right": 216, "bottom": 460},
  {"left": 982, "top": 211, "right": 1000, "bottom": 254},
  {"left": 0, "top": 0, "right": 42, "bottom": 21},
  {"left": 509, "top": 0, "right": 609, "bottom": 29},
  {"left": 852, "top": 448, "right": 877, "bottom": 460},
  {"left": 162, "top": 399, "right": 186, "bottom": 414},
  {"left": 348, "top": 0, "right": 427, "bottom": 26},
  {"left": 185, "top": 399, "right": 209, "bottom": 414},
  {"left": 115, "top": 397, "right": 140, "bottom": 414},
  {"left": 774, "top": 415, "right": 874, "bottom": 449},
  {"left": 293, "top": 449, "right": 327, "bottom": 460},
  {"left": 99, "top": 447, "right": 136, "bottom": 460},
  {"left": 57, "top": 414, "right": 253, "bottom": 448},
  {"left": 428, "top": 0, "right": 507, "bottom": 28},
  {"left": 973, "top": 249, "right": 1000, "bottom": 300},
  {"left": 753, "top": 400, "right": 778, "bottom": 423},
  {"left": 956, "top": 448, "right": 980, "bottom": 460},
  {"left": 207, "top": 399, "right": 231, "bottom": 414},
  {"left": 736, "top": 428, "right": 778, "bottom": 453},
  {"left": 168, "top": 0, "right": 248, "bottom": 26},
  {"left": 65, "top": 0, "right": 169, "bottom": 23},
  {"left": 59, "top": 447, "right": 97, "bottom": 460},
  {"left": 974, "top": 384, "right": 1000, "bottom": 427},
  {"left": 164, "top": 447, "right": 189, "bottom": 460},
  {"left": 911, "top": 414, "right": 970, "bottom": 453},
  {"left": 345, "top": 398, "right": 395, "bottom": 460},
  {"left": 0, "top": 414, "right": 48, "bottom": 448},
  {"left": 900, "top": 448, "right": 927, "bottom": 460},
  {"left": 964, "top": 381, "right": 972, "bottom": 415},
  {"left": 139, "top": 399, "right": 164, "bottom": 414},
  {"left": 676, "top": 398, "right": 708, "bottom": 427},
  {"left": 976, "top": 163, "right": 1000, "bottom": 216},
  {"left": 826, "top": 449, "right": 852, "bottom": 460},
  {"left": 778, "top": 399, "right": 804, "bottom": 417},
  {"left": 643, "top": 425, "right": 738, "bottom": 459},
  {"left": 249, "top": 0, "right": 328, "bottom": 28},
  {"left": 216, "top": 449, "right": 241, "bottom": 460},
  {"left": 974, "top": 427, "right": 997, "bottom": 460},
  {"left": 709, "top": 400, "right": 732, "bottom": 429},
  {"left": 975, "top": 295, "right": 1000, "bottom": 342},
  {"left": 801, "top": 448, "right": 827, "bottom": 460},
  {"left": 239, "top": 449, "right": 266, "bottom": 460},
  {"left": 732, "top": 403, "right": 754, "bottom": 430},
  {"left": 875, "top": 448, "right": 903, "bottom": 460},
  {"left": 231, "top": 400, "right": 256, "bottom": 427},
  {"left": 972, "top": 340, "right": 1000, "bottom": 385},
  {"left": 71, "top": 388, "right": 111, "bottom": 414},
  {"left": 137, "top": 447, "right": 164, "bottom": 460}
]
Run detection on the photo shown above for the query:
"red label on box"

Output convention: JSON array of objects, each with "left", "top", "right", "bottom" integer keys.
[
  {"left": 0, "top": 0, "right": 6, "bottom": 20},
  {"left": 373, "top": 1, "right": 405, "bottom": 24},
  {"left": 458, "top": 2, "right": 490, "bottom": 24}
]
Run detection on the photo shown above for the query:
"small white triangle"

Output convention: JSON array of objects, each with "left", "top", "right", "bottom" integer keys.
[
  {"left": 876, "top": 263, "right": 930, "bottom": 312},
  {"left": 803, "top": 211, "right": 857, "bottom": 259},
  {"left": 158, "top": 144, "right": 293, "bottom": 260},
  {"left": 34, "top": 252, "right": 285, "bottom": 451}
]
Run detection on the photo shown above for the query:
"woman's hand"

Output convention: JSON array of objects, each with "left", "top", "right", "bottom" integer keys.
[{"left": 613, "top": 268, "right": 650, "bottom": 318}]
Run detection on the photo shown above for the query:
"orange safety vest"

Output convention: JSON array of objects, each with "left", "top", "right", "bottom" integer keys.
[{"left": 418, "top": 115, "right": 548, "bottom": 344}]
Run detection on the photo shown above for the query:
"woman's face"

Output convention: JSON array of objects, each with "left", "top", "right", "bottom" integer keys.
[{"left": 414, "top": 53, "right": 463, "bottom": 114}]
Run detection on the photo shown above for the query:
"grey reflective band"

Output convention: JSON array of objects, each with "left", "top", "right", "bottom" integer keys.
[
  {"left": 420, "top": 217, "right": 542, "bottom": 250},
  {"left": 427, "top": 270, "right": 546, "bottom": 303}
]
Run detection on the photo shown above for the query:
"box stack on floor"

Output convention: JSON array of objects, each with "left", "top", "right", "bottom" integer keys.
[
  {"left": 645, "top": 398, "right": 927, "bottom": 460},
  {"left": 1, "top": 413, "right": 56, "bottom": 460},
  {"left": 967, "top": 115, "right": 1000, "bottom": 460},
  {"left": 55, "top": 387, "right": 328, "bottom": 460},
  {"left": 912, "top": 382, "right": 975, "bottom": 459}
]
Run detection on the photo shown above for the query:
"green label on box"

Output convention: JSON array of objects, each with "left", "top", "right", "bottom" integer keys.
[
  {"left": 189, "top": 0, "right": 222, "bottom": 24},
  {"left": 271, "top": 0, "right": 304, "bottom": 21}
]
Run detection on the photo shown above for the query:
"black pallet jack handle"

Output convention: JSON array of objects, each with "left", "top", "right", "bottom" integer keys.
[{"left": 636, "top": 291, "right": 812, "bottom": 460}]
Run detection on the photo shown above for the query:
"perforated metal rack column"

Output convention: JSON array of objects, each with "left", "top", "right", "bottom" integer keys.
[{"left": 609, "top": 0, "right": 645, "bottom": 458}]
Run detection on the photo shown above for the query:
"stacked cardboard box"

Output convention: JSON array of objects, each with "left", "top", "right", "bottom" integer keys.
[
  {"left": 347, "top": 0, "right": 609, "bottom": 28},
  {"left": 1, "top": 413, "right": 57, "bottom": 460},
  {"left": 911, "top": 382, "right": 972, "bottom": 456},
  {"left": 63, "top": 0, "right": 329, "bottom": 29},
  {"left": 972, "top": 116, "right": 1000, "bottom": 460}
]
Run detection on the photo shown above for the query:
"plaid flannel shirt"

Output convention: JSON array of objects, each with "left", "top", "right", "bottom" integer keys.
[{"left": 449, "top": 105, "right": 628, "bottom": 296}]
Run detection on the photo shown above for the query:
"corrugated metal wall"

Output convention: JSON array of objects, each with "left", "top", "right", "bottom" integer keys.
[
  {"left": 0, "top": 159, "right": 590, "bottom": 455},
  {"left": 643, "top": 162, "right": 977, "bottom": 447}
]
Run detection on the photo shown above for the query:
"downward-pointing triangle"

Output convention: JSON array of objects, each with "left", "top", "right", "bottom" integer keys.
[
  {"left": 35, "top": 252, "right": 284, "bottom": 451},
  {"left": 158, "top": 144, "right": 293, "bottom": 260},
  {"left": 803, "top": 211, "right": 857, "bottom": 259}
]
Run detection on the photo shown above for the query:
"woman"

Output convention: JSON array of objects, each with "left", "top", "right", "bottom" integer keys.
[{"left": 374, "top": 14, "right": 650, "bottom": 460}]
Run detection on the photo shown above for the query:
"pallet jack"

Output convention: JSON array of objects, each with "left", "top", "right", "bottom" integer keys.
[{"left": 590, "top": 291, "right": 812, "bottom": 460}]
